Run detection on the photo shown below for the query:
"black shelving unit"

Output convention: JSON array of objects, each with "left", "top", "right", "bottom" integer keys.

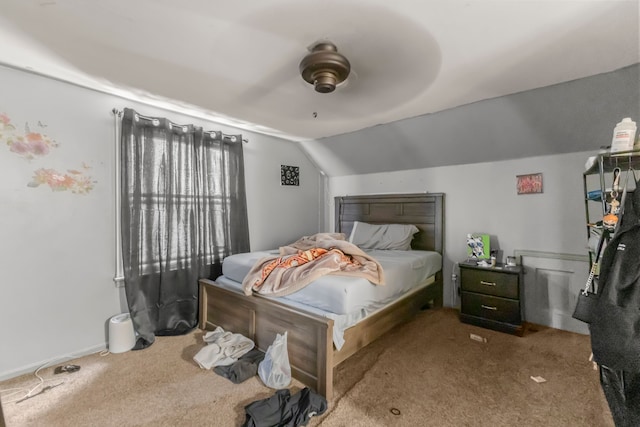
[{"left": 583, "top": 149, "right": 640, "bottom": 267}]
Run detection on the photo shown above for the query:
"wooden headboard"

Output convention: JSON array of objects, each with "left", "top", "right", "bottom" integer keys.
[{"left": 335, "top": 193, "right": 445, "bottom": 254}]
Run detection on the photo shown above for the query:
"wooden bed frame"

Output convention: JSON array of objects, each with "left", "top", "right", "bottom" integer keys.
[{"left": 198, "top": 193, "right": 444, "bottom": 399}]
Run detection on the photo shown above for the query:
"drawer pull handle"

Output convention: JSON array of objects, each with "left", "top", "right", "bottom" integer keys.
[
  {"left": 481, "top": 304, "right": 498, "bottom": 311},
  {"left": 480, "top": 281, "right": 497, "bottom": 286}
]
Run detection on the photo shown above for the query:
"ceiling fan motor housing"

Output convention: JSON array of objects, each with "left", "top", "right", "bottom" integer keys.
[{"left": 299, "top": 42, "right": 351, "bottom": 93}]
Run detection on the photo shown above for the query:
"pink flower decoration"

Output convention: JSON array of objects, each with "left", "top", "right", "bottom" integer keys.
[
  {"left": 9, "top": 140, "right": 30, "bottom": 155},
  {"left": 29, "top": 139, "right": 49, "bottom": 156},
  {"left": 28, "top": 167, "right": 95, "bottom": 193}
]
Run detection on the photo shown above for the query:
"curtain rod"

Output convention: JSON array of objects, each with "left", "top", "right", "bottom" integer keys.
[{"left": 112, "top": 108, "right": 248, "bottom": 143}]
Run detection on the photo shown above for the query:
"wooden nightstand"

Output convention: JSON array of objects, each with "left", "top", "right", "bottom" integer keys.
[{"left": 459, "top": 261, "right": 524, "bottom": 336}]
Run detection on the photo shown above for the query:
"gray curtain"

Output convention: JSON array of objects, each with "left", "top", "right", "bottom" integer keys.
[{"left": 120, "top": 108, "right": 250, "bottom": 349}]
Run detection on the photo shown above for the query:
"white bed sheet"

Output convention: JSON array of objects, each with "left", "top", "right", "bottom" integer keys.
[{"left": 221, "top": 249, "right": 442, "bottom": 315}]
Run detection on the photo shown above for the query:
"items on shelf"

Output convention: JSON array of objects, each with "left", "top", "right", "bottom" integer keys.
[
  {"left": 602, "top": 168, "right": 622, "bottom": 232},
  {"left": 610, "top": 117, "right": 638, "bottom": 154},
  {"left": 582, "top": 140, "right": 639, "bottom": 279},
  {"left": 586, "top": 188, "right": 612, "bottom": 202}
]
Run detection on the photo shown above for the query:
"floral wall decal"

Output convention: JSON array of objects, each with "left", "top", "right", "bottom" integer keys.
[
  {"left": 1, "top": 113, "right": 59, "bottom": 160},
  {"left": 1, "top": 111, "right": 96, "bottom": 194},
  {"left": 28, "top": 166, "right": 96, "bottom": 194},
  {"left": 9, "top": 128, "right": 59, "bottom": 159}
]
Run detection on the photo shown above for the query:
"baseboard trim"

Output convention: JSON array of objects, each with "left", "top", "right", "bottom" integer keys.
[{"left": 0, "top": 343, "right": 106, "bottom": 382}]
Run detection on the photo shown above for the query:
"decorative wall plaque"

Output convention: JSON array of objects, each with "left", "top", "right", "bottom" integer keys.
[
  {"left": 516, "top": 172, "right": 543, "bottom": 194},
  {"left": 281, "top": 165, "right": 299, "bottom": 186}
]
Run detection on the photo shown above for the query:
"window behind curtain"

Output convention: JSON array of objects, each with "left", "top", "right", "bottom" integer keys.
[{"left": 120, "top": 108, "right": 249, "bottom": 349}]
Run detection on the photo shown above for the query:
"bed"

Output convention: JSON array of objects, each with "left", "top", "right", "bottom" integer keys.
[{"left": 198, "top": 193, "right": 444, "bottom": 399}]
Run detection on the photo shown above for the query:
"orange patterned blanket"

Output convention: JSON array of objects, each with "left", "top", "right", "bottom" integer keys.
[{"left": 242, "top": 233, "right": 385, "bottom": 297}]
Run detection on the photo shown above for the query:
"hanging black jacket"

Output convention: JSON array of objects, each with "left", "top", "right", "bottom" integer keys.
[{"left": 590, "top": 178, "right": 640, "bottom": 372}]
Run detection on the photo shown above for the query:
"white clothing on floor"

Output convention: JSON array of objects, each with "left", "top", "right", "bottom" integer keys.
[{"left": 193, "top": 326, "right": 254, "bottom": 370}]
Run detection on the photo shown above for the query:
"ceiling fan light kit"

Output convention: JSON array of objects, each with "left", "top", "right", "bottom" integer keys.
[{"left": 299, "top": 41, "right": 351, "bottom": 93}]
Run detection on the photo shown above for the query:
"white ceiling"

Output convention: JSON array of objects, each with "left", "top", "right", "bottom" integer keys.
[{"left": 0, "top": 0, "right": 638, "bottom": 142}]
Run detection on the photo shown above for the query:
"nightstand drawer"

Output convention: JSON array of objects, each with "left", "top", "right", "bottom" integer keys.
[
  {"left": 461, "top": 291, "right": 521, "bottom": 324},
  {"left": 460, "top": 268, "right": 518, "bottom": 299}
]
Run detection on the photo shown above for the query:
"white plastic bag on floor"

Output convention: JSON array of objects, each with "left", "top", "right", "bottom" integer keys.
[{"left": 258, "top": 331, "right": 291, "bottom": 389}]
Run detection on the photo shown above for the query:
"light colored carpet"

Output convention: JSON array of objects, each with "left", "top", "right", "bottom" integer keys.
[
  {"left": 319, "top": 309, "right": 613, "bottom": 427},
  {"left": 0, "top": 329, "right": 299, "bottom": 426},
  {"left": 1, "top": 309, "right": 613, "bottom": 426}
]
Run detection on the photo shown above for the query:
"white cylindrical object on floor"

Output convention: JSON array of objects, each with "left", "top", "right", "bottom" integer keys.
[{"left": 108, "top": 313, "right": 136, "bottom": 354}]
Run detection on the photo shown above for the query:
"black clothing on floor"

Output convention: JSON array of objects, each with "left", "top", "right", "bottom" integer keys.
[
  {"left": 242, "top": 387, "right": 328, "bottom": 427},
  {"left": 213, "top": 348, "right": 265, "bottom": 384}
]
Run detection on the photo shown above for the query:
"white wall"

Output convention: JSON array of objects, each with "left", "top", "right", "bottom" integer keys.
[
  {"left": 0, "top": 65, "right": 321, "bottom": 379},
  {"left": 328, "top": 151, "right": 595, "bottom": 307}
]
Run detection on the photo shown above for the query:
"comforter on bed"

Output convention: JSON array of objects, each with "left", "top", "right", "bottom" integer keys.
[{"left": 242, "top": 233, "right": 385, "bottom": 297}]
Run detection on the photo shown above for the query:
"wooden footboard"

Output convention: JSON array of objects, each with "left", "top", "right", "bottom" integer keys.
[
  {"left": 198, "top": 272, "right": 443, "bottom": 399},
  {"left": 199, "top": 279, "right": 335, "bottom": 397}
]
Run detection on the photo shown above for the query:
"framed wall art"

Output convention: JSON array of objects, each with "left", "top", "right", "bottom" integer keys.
[
  {"left": 516, "top": 172, "right": 543, "bottom": 195},
  {"left": 280, "top": 165, "right": 299, "bottom": 186}
]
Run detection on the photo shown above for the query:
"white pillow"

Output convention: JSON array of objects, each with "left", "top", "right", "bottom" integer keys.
[{"left": 349, "top": 221, "right": 419, "bottom": 250}]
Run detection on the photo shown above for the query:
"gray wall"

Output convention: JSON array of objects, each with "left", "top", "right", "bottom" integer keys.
[
  {"left": 0, "top": 65, "right": 321, "bottom": 379},
  {"left": 303, "top": 64, "right": 640, "bottom": 176}
]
